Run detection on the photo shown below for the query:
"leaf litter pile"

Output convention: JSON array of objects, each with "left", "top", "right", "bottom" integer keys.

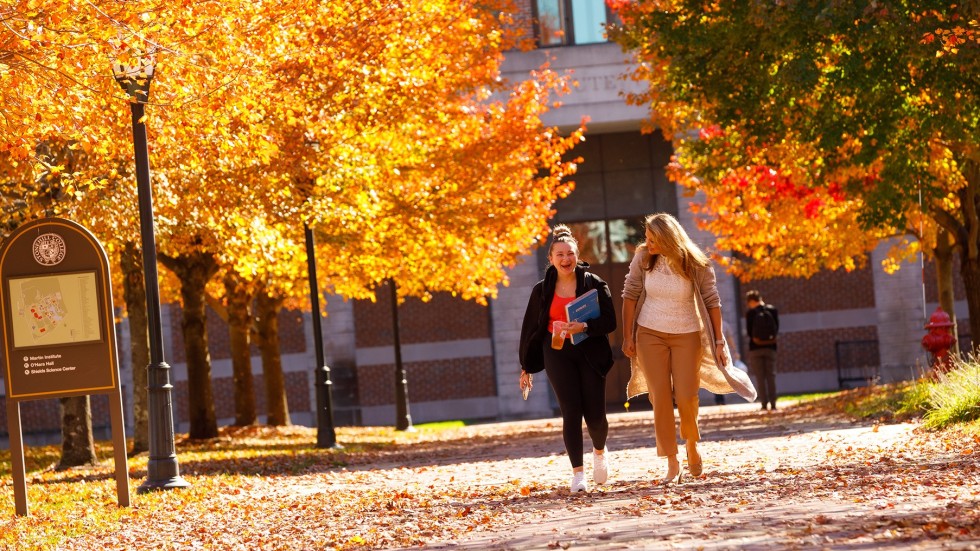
[{"left": 3, "top": 400, "right": 979, "bottom": 550}]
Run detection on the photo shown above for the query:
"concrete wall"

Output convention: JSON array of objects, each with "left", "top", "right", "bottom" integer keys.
[{"left": 502, "top": 43, "right": 648, "bottom": 133}]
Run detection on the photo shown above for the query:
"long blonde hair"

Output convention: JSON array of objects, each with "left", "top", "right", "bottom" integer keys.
[{"left": 643, "top": 213, "right": 709, "bottom": 279}]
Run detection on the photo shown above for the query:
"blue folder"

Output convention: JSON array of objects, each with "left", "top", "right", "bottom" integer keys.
[{"left": 565, "top": 288, "right": 600, "bottom": 345}]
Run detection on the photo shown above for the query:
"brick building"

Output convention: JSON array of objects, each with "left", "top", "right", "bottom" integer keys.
[{"left": 2, "top": 1, "right": 969, "bottom": 442}]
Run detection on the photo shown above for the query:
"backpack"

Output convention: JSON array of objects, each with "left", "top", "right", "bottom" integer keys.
[{"left": 751, "top": 306, "right": 778, "bottom": 345}]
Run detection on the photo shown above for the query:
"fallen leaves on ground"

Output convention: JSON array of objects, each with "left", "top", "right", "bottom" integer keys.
[{"left": 1, "top": 402, "right": 979, "bottom": 550}]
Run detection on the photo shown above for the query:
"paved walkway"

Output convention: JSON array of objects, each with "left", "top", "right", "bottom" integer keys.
[
  {"left": 390, "top": 402, "right": 980, "bottom": 550},
  {"left": 55, "top": 400, "right": 980, "bottom": 550}
]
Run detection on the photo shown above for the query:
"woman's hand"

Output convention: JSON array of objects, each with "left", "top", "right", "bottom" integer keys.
[
  {"left": 569, "top": 321, "right": 588, "bottom": 335},
  {"left": 520, "top": 370, "right": 533, "bottom": 393},
  {"left": 715, "top": 342, "right": 730, "bottom": 367},
  {"left": 622, "top": 337, "right": 636, "bottom": 358}
]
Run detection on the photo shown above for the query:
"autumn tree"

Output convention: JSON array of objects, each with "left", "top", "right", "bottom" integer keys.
[
  {"left": 664, "top": 128, "right": 894, "bottom": 280},
  {"left": 2, "top": 0, "right": 261, "bottom": 439},
  {"left": 610, "top": 1, "right": 980, "bottom": 336},
  {"left": 5, "top": 0, "right": 583, "bottom": 439},
  {"left": 202, "top": 0, "right": 584, "bottom": 426},
  {"left": 206, "top": 215, "right": 310, "bottom": 428},
  {"left": 2, "top": 0, "right": 187, "bottom": 450}
]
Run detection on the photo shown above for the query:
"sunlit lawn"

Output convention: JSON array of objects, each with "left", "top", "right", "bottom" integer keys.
[{"left": 780, "top": 390, "right": 838, "bottom": 403}]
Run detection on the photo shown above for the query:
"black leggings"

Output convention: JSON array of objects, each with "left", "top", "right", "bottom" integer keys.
[{"left": 543, "top": 342, "right": 608, "bottom": 469}]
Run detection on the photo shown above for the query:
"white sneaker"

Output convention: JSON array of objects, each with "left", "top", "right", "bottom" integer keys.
[
  {"left": 593, "top": 449, "right": 609, "bottom": 484},
  {"left": 570, "top": 471, "right": 588, "bottom": 493}
]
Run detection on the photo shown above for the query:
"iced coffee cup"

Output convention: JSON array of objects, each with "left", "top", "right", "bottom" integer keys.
[{"left": 551, "top": 321, "right": 567, "bottom": 350}]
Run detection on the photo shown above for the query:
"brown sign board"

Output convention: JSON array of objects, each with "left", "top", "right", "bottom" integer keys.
[
  {"left": 1, "top": 220, "right": 118, "bottom": 399},
  {"left": 0, "top": 217, "right": 129, "bottom": 516}
]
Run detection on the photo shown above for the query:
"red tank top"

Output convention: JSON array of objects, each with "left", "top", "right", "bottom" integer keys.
[{"left": 549, "top": 293, "right": 574, "bottom": 334}]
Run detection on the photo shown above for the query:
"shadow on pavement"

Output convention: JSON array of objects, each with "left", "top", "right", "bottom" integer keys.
[{"left": 35, "top": 402, "right": 872, "bottom": 485}]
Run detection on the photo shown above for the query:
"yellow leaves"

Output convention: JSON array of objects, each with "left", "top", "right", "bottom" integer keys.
[{"left": 0, "top": 0, "right": 579, "bottom": 309}]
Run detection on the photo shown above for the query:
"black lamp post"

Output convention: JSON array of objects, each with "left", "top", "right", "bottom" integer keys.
[
  {"left": 304, "top": 222, "right": 340, "bottom": 448},
  {"left": 112, "top": 55, "right": 190, "bottom": 492},
  {"left": 388, "top": 278, "right": 414, "bottom": 431}
]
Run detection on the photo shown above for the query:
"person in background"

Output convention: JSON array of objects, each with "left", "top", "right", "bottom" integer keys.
[
  {"left": 622, "top": 213, "right": 756, "bottom": 484},
  {"left": 518, "top": 224, "right": 617, "bottom": 493},
  {"left": 745, "top": 290, "right": 779, "bottom": 411}
]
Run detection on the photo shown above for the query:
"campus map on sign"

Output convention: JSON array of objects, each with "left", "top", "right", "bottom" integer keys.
[{"left": 7, "top": 272, "right": 102, "bottom": 348}]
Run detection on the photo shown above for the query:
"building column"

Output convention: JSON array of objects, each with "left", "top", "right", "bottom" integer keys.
[{"left": 871, "top": 238, "right": 931, "bottom": 380}]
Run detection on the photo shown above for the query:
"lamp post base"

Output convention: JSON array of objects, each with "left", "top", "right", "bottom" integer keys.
[
  {"left": 143, "top": 360, "right": 189, "bottom": 492},
  {"left": 137, "top": 475, "right": 191, "bottom": 493},
  {"left": 314, "top": 366, "right": 342, "bottom": 449}
]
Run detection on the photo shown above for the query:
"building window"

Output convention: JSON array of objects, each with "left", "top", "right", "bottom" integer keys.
[
  {"left": 534, "top": 0, "right": 610, "bottom": 47},
  {"left": 564, "top": 218, "right": 642, "bottom": 267},
  {"left": 538, "top": 131, "right": 675, "bottom": 275},
  {"left": 608, "top": 218, "right": 642, "bottom": 263},
  {"left": 568, "top": 220, "right": 608, "bottom": 265}
]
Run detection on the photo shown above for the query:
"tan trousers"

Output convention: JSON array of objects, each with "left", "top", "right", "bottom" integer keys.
[{"left": 636, "top": 326, "right": 702, "bottom": 457}]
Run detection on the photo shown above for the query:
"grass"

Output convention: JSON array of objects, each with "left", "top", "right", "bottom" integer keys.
[
  {"left": 840, "top": 380, "right": 927, "bottom": 421},
  {"left": 1, "top": 440, "right": 143, "bottom": 549},
  {"left": 780, "top": 391, "right": 839, "bottom": 403},
  {"left": 824, "top": 356, "right": 980, "bottom": 432},
  {"left": 897, "top": 378, "right": 934, "bottom": 417},
  {"left": 413, "top": 419, "right": 468, "bottom": 431},
  {"left": 923, "top": 360, "right": 980, "bottom": 429}
]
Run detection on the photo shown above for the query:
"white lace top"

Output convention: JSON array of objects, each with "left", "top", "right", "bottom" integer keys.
[{"left": 636, "top": 258, "right": 701, "bottom": 334}]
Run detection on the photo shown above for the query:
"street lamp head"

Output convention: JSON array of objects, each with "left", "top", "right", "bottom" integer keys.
[{"left": 112, "top": 53, "right": 156, "bottom": 102}]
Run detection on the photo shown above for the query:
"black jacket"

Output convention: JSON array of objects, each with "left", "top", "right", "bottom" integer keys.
[{"left": 518, "top": 262, "right": 616, "bottom": 375}]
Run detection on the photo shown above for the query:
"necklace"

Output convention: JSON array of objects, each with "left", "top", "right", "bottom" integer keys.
[{"left": 555, "top": 278, "right": 576, "bottom": 297}]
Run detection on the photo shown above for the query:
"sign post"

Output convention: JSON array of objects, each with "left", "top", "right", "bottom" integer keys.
[{"left": 1, "top": 218, "right": 130, "bottom": 516}]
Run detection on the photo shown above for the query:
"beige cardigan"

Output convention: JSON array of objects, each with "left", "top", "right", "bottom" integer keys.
[{"left": 623, "top": 247, "right": 757, "bottom": 402}]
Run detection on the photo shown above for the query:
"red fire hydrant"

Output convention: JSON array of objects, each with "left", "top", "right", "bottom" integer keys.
[{"left": 922, "top": 307, "right": 956, "bottom": 375}]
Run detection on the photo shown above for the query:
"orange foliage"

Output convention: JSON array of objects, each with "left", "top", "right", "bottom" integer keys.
[
  {"left": 670, "top": 130, "right": 891, "bottom": 280},
  {"left": 2, "top": 1, "right": 583, "bottom": 309}
]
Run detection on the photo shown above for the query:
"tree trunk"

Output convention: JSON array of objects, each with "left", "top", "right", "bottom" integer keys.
[
  {"left": 961, "top": 257, "right": 980, "bottom": 355},
  {"left": 225, "top": 272, "right": 257, "bottom": 426},
  {"left": 121, "top": 242, "right": 150, "bottom": 454},
  {"left": 256, "top": 290, "right": 290, "bottom": 426},
  {"left": 57, "top": 396, "right": 97, "bottom": 469},
  {"left": 933, "top": 229, "right": 959, "bottom": 354},
  {"left": 160, "top": 251, "right": 219, "bottom": 439},
  {"left": 958, "top": 158, "right": 980, "bottom": 351}
]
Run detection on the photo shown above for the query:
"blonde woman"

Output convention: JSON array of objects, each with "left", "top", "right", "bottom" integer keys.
[{"left": 621, "top": 213, "right": 755, "bottom": 484}]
